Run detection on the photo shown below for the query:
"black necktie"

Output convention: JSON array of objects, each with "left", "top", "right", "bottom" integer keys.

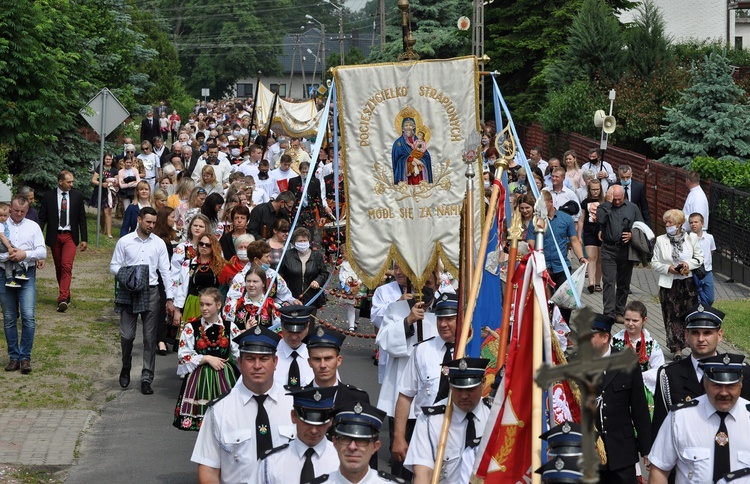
[
  {"left": 624, "top": 186, "right": 629, "bottom": 200},
  {"left": 253, "top": 395, "right": 273, "bottom": 457},
  {"left": 465, "top": 412, "right": 478, "bottom": 448},
  {"left": 714, "top": 411, "right": 731, "bottom": 483},
  {"left": 434, "top": 342, "right": 454, "bottom": 403},
  {"left": 300, "top": 447, "right": 315, "bottom": 483},
  {"left": 288, "top": 350, "right": 300, "bottom": 387},
  {"left": 60, "top": 192, "right": 68, "bottom": 227}
]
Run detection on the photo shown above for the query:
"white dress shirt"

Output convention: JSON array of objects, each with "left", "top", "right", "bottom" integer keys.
[
  {"left": 57, "top": 188, "right": 71, "bottom": 231},
  {"left": 682, "top": 185, "right": 710, "bottom": 231},
  {"left": 250, "top": 436, "right": 339, "bottom": 484},
  {"left": 398, "top": 336, "right": 453, "bottom": 418},
  {"left": 0, "top": 217, "right": 46, "bottom": 266},
  {"left": 274, "top": 339, "right": 314, "bottom": 389},
  {"left": 109, "top": 230, "right": 172, "bottom": 299}
]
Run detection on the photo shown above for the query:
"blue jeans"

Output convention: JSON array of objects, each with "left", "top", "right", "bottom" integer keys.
[
  {"left": 700, "top": 271, "right": 715, "bottom": 306},
  {"left": 0, "top": 268, "right": 36, "bottom": 361}
]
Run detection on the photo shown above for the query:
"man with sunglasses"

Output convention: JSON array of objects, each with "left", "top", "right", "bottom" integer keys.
[{"left": 314, "top": 400, "right": 404, "bottom": 483}]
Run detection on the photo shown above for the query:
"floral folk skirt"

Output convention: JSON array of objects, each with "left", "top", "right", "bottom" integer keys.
[{"left": 173, "top": 363, "right": 238, "bottom": 431}]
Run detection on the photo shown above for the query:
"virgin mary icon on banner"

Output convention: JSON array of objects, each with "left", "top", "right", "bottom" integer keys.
[{"left": 391, "top": 106, "right": 432, "bottom": 185}]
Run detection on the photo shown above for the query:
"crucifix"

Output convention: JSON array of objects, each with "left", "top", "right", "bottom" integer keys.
[{"left": 534, "top": 307, "right": 638, "bottom": 484}]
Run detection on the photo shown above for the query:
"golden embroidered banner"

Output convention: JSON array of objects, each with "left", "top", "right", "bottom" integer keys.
[
  {"left": 333, "top": 57, "right": 482, "bottom": 288},
  {"left": 255, "top": 82, "right": 325, "bottom": 137}
]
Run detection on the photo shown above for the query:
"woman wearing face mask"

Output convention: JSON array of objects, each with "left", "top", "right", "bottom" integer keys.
[
  {"left": 224, "top": 267, "right": 280, "bottom": 330},
  {"left": 219, "top": 205, "right": 251, "bottom": 260},
  {"left": 651, "top": 209, "right": 704, "bottom": 360},
  {"left": 218, "top": 233, "right": 255, "bottom": 288},
  {"left": 278, "top": 227, "right": 329, "bottom": 312}
]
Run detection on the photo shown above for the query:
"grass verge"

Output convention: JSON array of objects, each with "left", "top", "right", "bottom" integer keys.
[{"left": 714, "top": 299, "right": 750, "bottom": 354}]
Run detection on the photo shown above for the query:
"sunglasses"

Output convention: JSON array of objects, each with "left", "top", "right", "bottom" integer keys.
[
  {"left": 197, "top": 188, "right": 207, "bottom": 194},
  {"left": 198, "top": 242, "right": 211, "bottom": 248}
]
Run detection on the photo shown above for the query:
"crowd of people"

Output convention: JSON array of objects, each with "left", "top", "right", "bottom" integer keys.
[{"left": 0, "top": 98, "right": 741, "bottom": 484}]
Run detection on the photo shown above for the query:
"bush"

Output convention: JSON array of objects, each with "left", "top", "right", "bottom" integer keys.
[{"left": 691, "top": 156, "right": 750, "bottom": 192}]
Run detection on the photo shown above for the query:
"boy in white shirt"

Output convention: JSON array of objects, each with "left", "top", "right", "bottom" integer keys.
[{"left": 689, "top": 212, "right": 715, "bottom": 305}]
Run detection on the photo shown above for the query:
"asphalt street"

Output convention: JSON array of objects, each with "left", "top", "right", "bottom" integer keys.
[{"left": 65, "top": 303, "right": 387, "bottom": 483}]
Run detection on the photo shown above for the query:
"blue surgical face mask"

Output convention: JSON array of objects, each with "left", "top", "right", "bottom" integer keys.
[
  {"left": 621, "top": 179, "right": 631, "bottom": 187},
  {"left": 260, "top": 262, "right": 270, "bottom": 271},
  {"left": 666, "top": 225, "right": 678, "bottom": 236},
  {"left": 295, "top": 241, "right": 310, "bottom": 253}
]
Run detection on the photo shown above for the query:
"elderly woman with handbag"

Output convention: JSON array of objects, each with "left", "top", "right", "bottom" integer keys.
[{"left": 650, "top": 209, "right": 704, "bottom": 360}]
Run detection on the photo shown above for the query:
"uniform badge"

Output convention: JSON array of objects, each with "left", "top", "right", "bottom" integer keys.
[
  {"left": 685, "top": 396, "right": 691, "bottom": 402},
  {"left": 723, "top": 355, "right": 731, "bottom": 365},
  {"left": 314, "top": 390, "right": 322, "bottom": 402},
  {"left": 555, "top": 457, "right": 564, "bottom": 470},
  {"left": 441, "top": 294, "right": 448, "bottom": 302},
  {"left": 697, "top": 304, "right": 704, "bottom": 312},
  {"left": 254, "top": 326, "right": 262, "bottom": 335},
  {"left": 442, "top": 366, "right": 450, "bottom": 376},
  {"left": 291, "top": 311, "right": 299, "bottom": 317},
  {"left": 562, "top": 422, "right": 571, "bottom": 434},
  {"left": 317, "top": 327, "right": 325, "bottom": 337},
  {"left": 716, "top": 431, "right": 729, "bottom": 446},
  {"left": 290, "top": 377, "right": 299, "bottom": 386},
  {"left": 354, "top": 402, "right": 363, "bottom": 414},
  {"left": 259, "top": 424, "right": 268, "bottom": 435},
  {"left": 459, "top": 359, "right": 468, "bottom": 371}
]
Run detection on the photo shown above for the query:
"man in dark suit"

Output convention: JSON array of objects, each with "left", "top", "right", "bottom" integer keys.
[
  {"left": 616, "top": 164, "right": 651, "bottom": 227},
  {"left": 652, "top": 305, "right": 750, "bottom": 438},
  {"left": 140, "top": 110, "right": 160, "bottom": 143},
  {"left": 288, "top": 161, "right": 333, "bottom": 243},
  {"left": 247, "top": 191, "right": 294, "bottom": 240},
  {"left": 38, "top": 170, "right": 88, "bottom": 312},
  {"left": 590, "top": 313, "right": 652, "bottom": 483}
]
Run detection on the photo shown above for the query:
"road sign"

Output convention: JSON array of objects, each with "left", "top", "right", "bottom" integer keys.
[
  {"left": 201, "top": 88, "right": 210, "bottom": 97},
  {"left": 79, "top": 88, "right": 129, "bottom": 137}
]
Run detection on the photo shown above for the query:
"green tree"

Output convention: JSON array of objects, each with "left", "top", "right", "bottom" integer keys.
[
  {"left": 624, "top": 0, "right": 672, "bottom": 78},
  {"left": 544, "top": 0, "right": 627, "bottom": 91},
  {"left": 646, "top": 50, "right": 750, "bottom": 166}
]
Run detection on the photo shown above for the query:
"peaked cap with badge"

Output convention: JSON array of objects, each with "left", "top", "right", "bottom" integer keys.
[
  {"left": 280, "top": 305, "right": 315, "bottom": 332},
  {"left": 233, "top": 324, "right": 281, "bottom": 354}
]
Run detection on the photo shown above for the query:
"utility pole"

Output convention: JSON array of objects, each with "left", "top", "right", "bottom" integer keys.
[
  {"left": 306, "top": 15, "right": 326, "bottom": 82},
  {"left": 324, "top": 0, "right": 344, "bottom": 65},
  {"left": 289, "top": 33, "right": 301, "bottom": 98},
  {"left": 379, "top": 0, "right": 386, "bottom": 49}
]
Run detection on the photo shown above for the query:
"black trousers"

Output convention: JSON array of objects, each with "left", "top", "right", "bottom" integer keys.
[
  {"left": 601, "top": 243, "right": 634, "bottom": 319},
  {"left": 599, "top": 464, "right": 637, "bottom": 483},
  {"left": 388, "top": 416, "right": 415, "bottom": 480}
]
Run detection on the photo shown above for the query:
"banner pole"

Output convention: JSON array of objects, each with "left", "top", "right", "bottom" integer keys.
[
  {"left": 530, "top": 213, "right": 547, "bottom": 484},
  {"left": 493, "top": 208, "right": 523, "bottom": 373}
]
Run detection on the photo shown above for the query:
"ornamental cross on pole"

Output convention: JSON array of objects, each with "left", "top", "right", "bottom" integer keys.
[{"left": 534, "top": 307, "right": 638, "bottom": 484}]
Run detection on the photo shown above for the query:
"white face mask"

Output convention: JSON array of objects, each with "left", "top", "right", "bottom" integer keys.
[
  {"left": 236, "top": 249, "right": 248, "bottom": 261},
  {"left": 233, "top": 130, "right": 241, "bottom": 137},
  {"left": 230, "top": 148, "right": 241, "bottom": 157},
  {"left": 484, "top": 181, "right": 490, "bottom": 189},
  {"left": 209, "top": 123, "right": 217, "bottom": 129},
  {"left": 220, "top": 142, "right": 229, "bottom": 148},
  {"left": 666, "top": 225, "right": 678, "bottom": 236},
  {"left": 295, "top": 241, "right": 310, "bottom": 253}
]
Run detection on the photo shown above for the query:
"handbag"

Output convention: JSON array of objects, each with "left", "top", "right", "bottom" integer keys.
[{"left": 692, "top": 263, "right": 707, "bottom": 280}]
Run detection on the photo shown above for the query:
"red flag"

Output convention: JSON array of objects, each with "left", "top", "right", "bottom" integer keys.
[{"left": 472, "top": 253, "right": 535, "bottom": 482}]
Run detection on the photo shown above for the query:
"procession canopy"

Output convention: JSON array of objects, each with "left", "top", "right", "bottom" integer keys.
[
  {"left": 254, "top": 81, "right": 325, "bottom": 138},
  {"left": 333, "top": 56, "right": 483, "bottom": 289}
]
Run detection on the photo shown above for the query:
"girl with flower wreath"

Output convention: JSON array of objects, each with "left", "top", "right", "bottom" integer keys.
[
  {"left": 173, "top": 288, "right": 241, "bottom": 431},
  {"left": 225, "top": 266, "right": 280, "bottom": 330},
  {"left": 610, "top": 300, "right": 664, "bottom": 418},
  {"left": 172, "top": 232, "right": 226, "bottom": 327}
]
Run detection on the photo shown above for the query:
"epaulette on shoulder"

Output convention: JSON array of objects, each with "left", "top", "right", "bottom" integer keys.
[
  {"left": 207, "top": 390, "right": 231, "bottom": 407},
  {"left": 669, "top": 399, "right": 699, "bottom": 412},
  {"left": 306, "top": 474, "right": 328, "bottom": 483},
  {"left": 378, "top": 470, "right": 407, "bottom": 483},
  {"left": 342, "top": 383, "right": 366, "bottom": 393},
  {"left": 413, "top": 336, "right": 436, "bottom": 347},
  {"left": 483, "top": 397, "right": 492, "bottom": 409},
  {"left": 260, "top": 443, "right": 289, "bottom": 460},
  {"left": 723, "top": 467, "right": 750, "bottom": 482},
  {"left": 421, "top": 404, "right": 447, "bottom": 415}
]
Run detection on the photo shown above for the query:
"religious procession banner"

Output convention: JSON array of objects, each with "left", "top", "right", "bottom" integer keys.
[
  {"left": 255, "top": 82, "right": 324, "bottom": 138},
  {"left": 333, "top": 56, "right": 482, "bottom": 288}
]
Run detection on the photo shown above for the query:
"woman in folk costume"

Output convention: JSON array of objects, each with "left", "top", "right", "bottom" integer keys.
[
  {"left": 173, "top": 288, "right": 240, "bottom": 431},
  {"left": 225, "top": 266, "right": 280, "bottom": 330},
  {"left": 172, "top": 232, "right": 226, "bottom": 327}
]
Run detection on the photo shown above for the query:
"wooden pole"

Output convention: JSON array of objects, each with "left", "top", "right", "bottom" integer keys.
[
  {"left": 431, "top": 152, "right": 508, "bottom": 484},
  {"left": 493, "top": 208, "right": 523, "bottom": 373},
  {"left": 530, "top": 211, "right": 547, "bottom": 484},
  {"left": 261, "top": 89, "right": 280, "bottom": 160},
  {"left": 249, "top": 70, "right": 262, "bottom": 139}
]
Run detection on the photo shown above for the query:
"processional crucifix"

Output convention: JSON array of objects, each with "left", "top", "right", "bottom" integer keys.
[{"left": 534, "top": 307, "right": 637, "bottom": 484}]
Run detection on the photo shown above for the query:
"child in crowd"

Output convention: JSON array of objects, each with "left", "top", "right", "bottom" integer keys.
[
  {"left": 610, "top": 300, "right": 664, "bottom": 418},
  {"left": 0, "top": 202, "right": 29, "bottom": 288},
  {"left": 173, "top": 288, "right": 240, "bottom": 431},
  {"left": 689, "top": 212, "right": 715, "bottom": 306}
]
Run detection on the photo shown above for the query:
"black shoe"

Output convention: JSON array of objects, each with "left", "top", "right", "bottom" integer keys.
[
  {"left": 157, "top": 342, "right": 168, "bottom": 356},
  {"left": 5, "top": 360, "right": 19, "bottom": 371},
  {"left": 141, "top": 381, "right": 154, "bottom": 395},
  {"left": 119, "top": 368, "right": 130, "bottom": 388},
  {"left": 20, "top": 359, "right": 31, "bottom": 374},
  {"left": 57, "top": 301, "right": 68, "bottom": 313}
]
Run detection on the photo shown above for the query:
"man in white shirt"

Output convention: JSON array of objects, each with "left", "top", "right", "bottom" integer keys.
[
  {"left": 236, "top": 144, "right": 263, "bottom": 180},
  {"left": 110, "top": 207, "right": 172, "bottom": 395},
  {"left": 581, "top": 148, "right": 616, "bottom": 192},
  {"left": 270, "top": 154, "right": 298, "bottom": 193},
  {"left": 682, "top": 170, "right": 709, "bottom": 231},
  {"left": 191, "top": 143, "right": 231, "bottom": 190},
  {"left": 548, "top": 167, "right": 581, "bottom": 221},
  {"left": 273, "top": 305, "right": 315, "bottom": 390},
  {"left": 1, "top": 196, "right": 46, "bottom": 374},
  {"left": 528, "top": 146, "right": 548, "bottom": 174}
]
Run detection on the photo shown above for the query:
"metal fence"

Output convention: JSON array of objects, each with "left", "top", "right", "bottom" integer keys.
[{"left": 709, "top": 182, "right": 750, "bottom": 286}]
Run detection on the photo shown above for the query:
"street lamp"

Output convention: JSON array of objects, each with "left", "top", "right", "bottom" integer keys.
[
  {"left": 307, "top": 48, "right": 321, "bottom": 86},
  {"left": 305, "top": 15, "right": 326, "bottom": 78},
  {"left": 323, "top": 0, "right": 344, "bottom": 65}
]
